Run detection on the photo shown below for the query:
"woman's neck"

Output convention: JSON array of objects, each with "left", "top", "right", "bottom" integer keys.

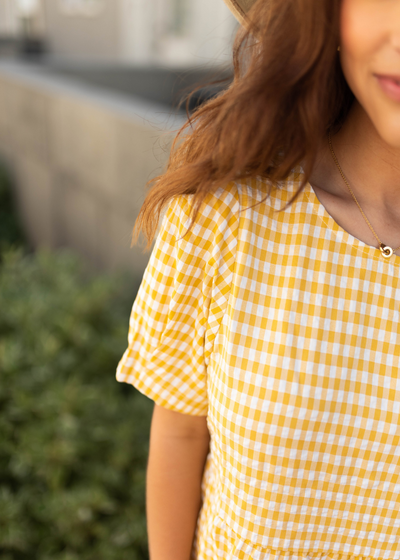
[{"left": 307, "top": 100, "right": 400, "bottom": 251}]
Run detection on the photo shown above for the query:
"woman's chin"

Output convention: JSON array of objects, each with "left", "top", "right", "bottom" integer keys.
[{"left": 370, "top": 112, "right": 400, "bottom": 149}]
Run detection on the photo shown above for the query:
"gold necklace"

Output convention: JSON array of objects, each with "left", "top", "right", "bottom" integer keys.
[{"left": 328, "top": 130, "right": 400, "bottom": 259}]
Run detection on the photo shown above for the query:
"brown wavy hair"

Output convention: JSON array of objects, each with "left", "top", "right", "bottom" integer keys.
[{"left": 132, "top": 0, "right": 355, "bottom": 250}]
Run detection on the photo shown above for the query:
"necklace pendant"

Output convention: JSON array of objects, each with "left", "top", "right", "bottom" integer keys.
[{"left": 380, "top": 243, "right": 393, "bottom": 258}]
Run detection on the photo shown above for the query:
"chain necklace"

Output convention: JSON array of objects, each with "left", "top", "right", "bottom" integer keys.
[{"left": 328, "top": 130, "right": 400, "bottom": 259}]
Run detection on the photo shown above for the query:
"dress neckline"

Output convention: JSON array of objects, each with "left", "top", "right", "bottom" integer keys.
[{"left": 302, "top": 178, "right": 400, "bottom": 268}]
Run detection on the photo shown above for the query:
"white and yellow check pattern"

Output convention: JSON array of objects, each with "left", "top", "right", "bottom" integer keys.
[{"left": 116, "top": 166, "right": 400, "bottom": 560}]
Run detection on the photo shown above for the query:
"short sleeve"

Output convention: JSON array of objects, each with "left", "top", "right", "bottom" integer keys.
[{"left": 115, "top": 184, "right": 240, "bottom": 416}]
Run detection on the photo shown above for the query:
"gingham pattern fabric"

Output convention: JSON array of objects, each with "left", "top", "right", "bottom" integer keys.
[{"left": 116, "top": 166, "right": 400, "bottom": 560}]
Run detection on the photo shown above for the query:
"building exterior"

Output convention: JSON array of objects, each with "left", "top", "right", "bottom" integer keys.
[
  {"left": 0, "top": 0, "right": 18, "bottom": 36},
  {"left": 0, "top": 0, "right": 237, "bottom": 276},
  {"left": 0, "top": 0, "right": 238, "bottom": 67},
  {"left": 0, "top": 0, "right": 45, "bottom": 38}
]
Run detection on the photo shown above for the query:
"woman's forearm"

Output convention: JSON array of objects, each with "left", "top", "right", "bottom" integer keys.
[{"left": 146, "top": 407, "right": 210, "bottom": 560}]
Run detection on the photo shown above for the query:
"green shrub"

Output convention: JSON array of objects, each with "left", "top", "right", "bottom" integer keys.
[{"left": 0, "top": 246, "right": 152, "bottom": 560}]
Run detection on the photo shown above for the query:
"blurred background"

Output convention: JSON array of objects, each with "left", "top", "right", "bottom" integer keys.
[
  {"left": 0, "top": 0, "right": 237, "bottom": 275},
  {"left": 0, "top": 1, "right": 237, "bottom": 559}
]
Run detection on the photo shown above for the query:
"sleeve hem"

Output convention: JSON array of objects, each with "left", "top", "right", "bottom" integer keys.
[{"left": 116, "top": 369, "right": 209, "bottom": 417}]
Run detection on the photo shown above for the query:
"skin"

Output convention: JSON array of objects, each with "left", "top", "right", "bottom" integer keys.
[
  {"left": 146, "top": 406, "right": 210, "bottom": 560},
  {"left": 309, "top": 0, "right": 400, "bottom": 252}
]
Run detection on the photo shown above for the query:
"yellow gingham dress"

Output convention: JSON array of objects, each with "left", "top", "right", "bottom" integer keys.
[{"left": 116, "top": 166, "right": 400, "bottom": 560}]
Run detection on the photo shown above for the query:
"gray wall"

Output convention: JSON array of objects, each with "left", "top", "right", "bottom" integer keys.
[{"left": 0, "top": 60, "right": 186, "bottom": 277}]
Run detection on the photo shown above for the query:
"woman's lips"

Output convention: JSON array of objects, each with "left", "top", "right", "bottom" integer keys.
[{"left": 375, "top": 74, "right": 400, "bottom": 102}]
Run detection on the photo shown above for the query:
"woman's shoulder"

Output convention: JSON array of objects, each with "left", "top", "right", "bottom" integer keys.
[
  {"left": 237, "top": 166, "right": 306, "bottom": 210},
  {"left": 168, "top": 181, "right": 242, "bottom": 241},
  {"left": 169, "top": 165, "right": 306, "bottom": 238}
]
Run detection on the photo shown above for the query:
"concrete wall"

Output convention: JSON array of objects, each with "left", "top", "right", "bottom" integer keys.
[{"left": 0, "top": 59, "right": 186, "bottom": 277}]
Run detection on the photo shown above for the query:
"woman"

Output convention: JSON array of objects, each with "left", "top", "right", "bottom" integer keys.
[{"left": 116, "top": 0, "right": 400, "bottom": 558}]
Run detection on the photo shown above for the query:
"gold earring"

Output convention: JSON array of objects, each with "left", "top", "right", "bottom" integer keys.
[{"left": 337, "top": 45, "right": 341, "bottom": 51}]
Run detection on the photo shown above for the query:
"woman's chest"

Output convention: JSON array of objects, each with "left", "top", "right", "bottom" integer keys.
[{"left": 208, "top": 252, "right": 400, "bottom": 446}]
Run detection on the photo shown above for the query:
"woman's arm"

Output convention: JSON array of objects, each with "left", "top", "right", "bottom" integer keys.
[{"left": 146, "top": 404, "right": 211, "bottom": 560}]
